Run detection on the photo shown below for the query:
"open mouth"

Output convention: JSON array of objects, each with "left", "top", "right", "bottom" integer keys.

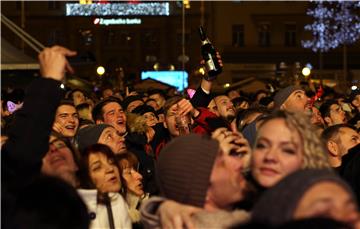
[
  {"left": 50, "top": 155, "right": 66, "bottom": 167},
  {"left": 116, "top": 119, "right": 124, "bottom": 125},
  {"left": 65, "top": 125, "right": 76, "bottom": 131}
]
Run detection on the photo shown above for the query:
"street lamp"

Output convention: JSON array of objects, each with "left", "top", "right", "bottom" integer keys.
[
  {"left": 302, "top": 67, "right": 311, "bottom": 77},
  {"left": 97, "top": 66, "right": 105, "bottom": 76}
]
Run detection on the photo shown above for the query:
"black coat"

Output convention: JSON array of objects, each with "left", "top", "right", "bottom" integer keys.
[
  {"left": 337, "top": 143, "right": 360, "bottom": 206},
  {"left": 2, "top": 78, "right": 64, "bottom": 227}
]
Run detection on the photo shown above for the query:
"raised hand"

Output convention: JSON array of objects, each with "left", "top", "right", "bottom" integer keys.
[{"left": 38, "top": 45, "right": 77, "bottom": 81}]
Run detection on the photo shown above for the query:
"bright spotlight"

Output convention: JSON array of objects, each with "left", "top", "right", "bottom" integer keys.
[
  {"left": 224, "top": 83, "right": 230, "bottom": 88},
  {"left": 97, "top": 66, "right": 105, "bottom": 76},
  {"left": 351, "top": 85, "right": 358, "bottom": 91},
  {"left": 302, "top": 67, "right": 311, "bottom": 77},
  {"left": 60, "top": 84, "right": 65, "bottom": 89}
]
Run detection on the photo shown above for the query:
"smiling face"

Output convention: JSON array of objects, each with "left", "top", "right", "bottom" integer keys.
[
  {"left": 88, "top": 152, "right": 121, "bottom": 193},
  {"left": 99, "top": 102, "right": 127, "bottom": 135},
  {"left": 41, "top": 137, "right": 78, "bottom": 184},
  {"left": 97, "top": 127, "right": 126, "bottom": 154},
  {"left": 294, "top": 181, "right": 360, "bottom": 227},
  {"left": 252, "top": 118, "right": 304, "bottom": 188},
  {"left": 53, "top": 104, "right": 79, "bottom": 137}
]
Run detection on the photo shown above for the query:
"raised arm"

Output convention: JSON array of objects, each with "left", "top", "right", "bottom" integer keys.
[{"left": 2, "top": 46, "right": 77, "bottom": 189}]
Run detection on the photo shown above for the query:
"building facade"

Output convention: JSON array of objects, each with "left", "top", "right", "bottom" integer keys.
[{"left": 2, "top": 1, "right": 360, "bottom": 91}]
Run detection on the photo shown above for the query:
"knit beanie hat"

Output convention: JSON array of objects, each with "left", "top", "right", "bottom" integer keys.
[
  {"left": 156, "top": 134, "right": 219, "bottom": 208},
  {"left": 274, "top": 86, "right": 303, "bottom": 109},
  {"left": 122, "top": 95, "right": 143, "bottom": 111},
  {"left": 251, "top": 169, "right": 355, "bottom": 226},
  {"left": 132, "top": 104, "right": 157, "bottom": 117},
  {"left": 75, "top": 124, "right": 112, "bottom": 153}
]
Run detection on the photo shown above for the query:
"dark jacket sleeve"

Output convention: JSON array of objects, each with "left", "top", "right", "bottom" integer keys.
[
  {"left": 2, "top": 78, "right": 64, "bottom": 192},
  {"left": 190, "top": 86, "right": 212, "bottom": 108}
]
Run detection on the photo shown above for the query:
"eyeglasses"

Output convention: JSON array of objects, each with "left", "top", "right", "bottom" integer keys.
[{"left": 49, "top": 139, "right": 68, "bottom": 150}]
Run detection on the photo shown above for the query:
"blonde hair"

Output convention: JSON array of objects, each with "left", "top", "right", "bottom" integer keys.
[{"left": 256, "top": 110, "right": 331, "bottom": 169}]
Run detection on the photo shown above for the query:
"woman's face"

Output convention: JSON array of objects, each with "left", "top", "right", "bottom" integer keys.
[
  {"left": 88, "top": 152, "right": 121, "bottom": 193},
  {"left": 294, "top": 181, "right": 360, "bottom": 227},
  {"left": 119, "top": 159, "right": 144, "bottom": 196},
  {"left": 143, "top": 112, "right": 158, "bottom": 127},
  {"left": 252, "top": 118, "right": 303, "bottom": 188}
]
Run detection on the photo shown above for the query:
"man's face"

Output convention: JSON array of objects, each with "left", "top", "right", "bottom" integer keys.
[
  {"left": 102, "top": 89, "right": 114, "bottom": 99},
  {"left": 213, "top": 96, "right": 236, "bottom": 121},
  {"left": 99, "top": 102, "right": 127, "bottom": 134},
  {"left": 310, "top": 106, "right": 325, "bottom": 126},
  {"left": 327, "top": 104, "right": 347, "bottom": 126},
  {"left": 337, "top": 127, "right": 360, "bottom": 156},
  {"left": 207, "top": 152, "right": 247, "bottom": 209},
  {"left": 146, "top": 100, "right": 160, "bottom": 111},
  {"left": 127, "top": 100, "right": 144, "bottom": 113},
  {"left": 164, "top": 103, "right": 180, "bottom": 137},
  {"left": 53, "top": 105, "right": 79, "bottom": 137},
  {"left": 149, "top": 93, "right": 165, "bottom": 108},
  {"left": 41, "top": 137, "right": 78, "bottom": 181},
  {"left": 282, "top": 90, "right": 310, "bottom": 113},
  {"left": 98, "top": 127, "right": 127, "bottom": 154},
  {"left": 72, "top": 91, "right": 86, "bottom": 106},
  {"left": 228, "top": 90, "right": 240, "bottom": 100}
]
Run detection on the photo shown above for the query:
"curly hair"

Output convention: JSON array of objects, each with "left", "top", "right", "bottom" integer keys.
[{"left": 256, "top": 110, "right": 331, "bottom": 169}]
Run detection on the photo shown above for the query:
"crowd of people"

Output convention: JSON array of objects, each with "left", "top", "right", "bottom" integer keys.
[{"left": 1, "top": 45, "right": 360, "bottom": 229}]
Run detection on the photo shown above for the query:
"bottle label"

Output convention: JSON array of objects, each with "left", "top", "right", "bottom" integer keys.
[{"left": 206, "top": 53, "right": 216, "bottom": 71}]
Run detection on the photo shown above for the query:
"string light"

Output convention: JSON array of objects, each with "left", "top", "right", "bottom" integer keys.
[
  {"left": 66, "top": 2, "right": 170, "bottom": 16},
  {"left": 302, "top": 0, "right": 360, "bottom": 52}
]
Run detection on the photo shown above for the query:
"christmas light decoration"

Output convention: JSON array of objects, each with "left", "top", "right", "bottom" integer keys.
[
  {"left": 302, "top": 0, "right": 360, "bottom": 52},
  {"left": 302, "top": 0, "right": 338, "bottom": 52},
  {"left": 333, "top": 0, "right": 360, "bottom": 45},
  {"left": 66, "top": 2, "right": 170, "bottom": 16}
]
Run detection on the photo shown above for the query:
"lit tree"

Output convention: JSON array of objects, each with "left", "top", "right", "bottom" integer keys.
[
  {"left": 302, "top": 0, "right": 360, "bottom": 89},
  {"left": 302, "top": 0, "right": 337, "bottom": 70},
  {"left": 332, "top": 0, "right": 360, "bottom": 84}
]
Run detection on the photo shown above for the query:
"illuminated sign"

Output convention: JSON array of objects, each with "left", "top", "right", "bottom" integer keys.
[
  {"left": 94, "top": 18, "right": 141, "bottom": 25},
  {"left": 66, "top": 2, "right": 170, "bottom": 16}
]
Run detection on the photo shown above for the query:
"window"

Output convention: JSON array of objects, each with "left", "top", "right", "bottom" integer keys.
[
  {"left": 258, "top": 23, "right": 270, "bottom": 47},
  {"left": 232, "top": 24, "right": 244, "bottom": 47},
  {"left": 141, "top": 31, "right": 159, "bottom": 48},
  {"left": 285, "top": 24, "right": 297, "bottom": 47},
  {"left": 119, "top": 31, "right": 134, "bottom": 47}
]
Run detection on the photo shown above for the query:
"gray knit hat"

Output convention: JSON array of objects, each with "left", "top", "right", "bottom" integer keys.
[
  {"left": 251, "top": 169, "right": 356, "bottom": 226},
  {"left": 156, "top": 134, "right": 219, "bottom": 208},
  {"left": 274, "top": 85, "right": 303, "bottom": 109},
  {"left": 75, "top": 124, "right": 112, "bottom": 153}
]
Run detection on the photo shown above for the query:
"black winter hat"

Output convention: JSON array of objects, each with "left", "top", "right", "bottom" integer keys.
[
  {"left": 251, "top": 169, "right": 355, "bottom": 226},
  {"left": 75, "top": 124, "right": 112, "bottom": 153},
  {"left": 156, "top": 134, "right": 219, "bottom": 208},
  {"left": 122, "top": 95, "right": 143, "bottom": 110},
  {"left": 274, "top": 86, "right": 303, "bottom": 109},
  {"left": 132, "top": 104, "right": 156, "bottom": 116}
]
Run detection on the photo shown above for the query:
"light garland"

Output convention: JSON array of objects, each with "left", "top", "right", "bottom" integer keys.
[
  {"left": 302, "top": 0, "right": 360, "bottom": 53},
  {"left": 66, "top": 2, "right": 170, "bottom": 16}
]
